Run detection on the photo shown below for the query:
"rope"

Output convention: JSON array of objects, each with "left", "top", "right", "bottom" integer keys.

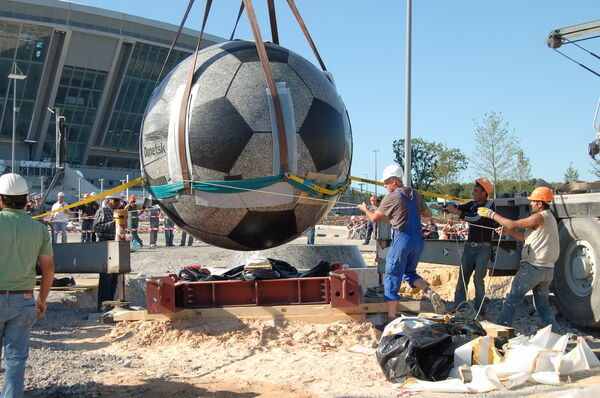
[
  {"left": 450, "top": 222, "right": 507, "bottom": 320},
  {"left": 348, "top": 176, "right": 469, "bottom": 203}
]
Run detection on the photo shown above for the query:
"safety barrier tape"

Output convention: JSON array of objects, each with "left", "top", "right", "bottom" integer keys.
[{"left": 51, "top": 227, "right": 179, "bottom": 234}]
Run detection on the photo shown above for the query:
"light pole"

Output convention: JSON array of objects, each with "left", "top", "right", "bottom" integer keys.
[
  {"left": 372, "top": 149, "right": 380, "bottom": 196},
  {"left": 8, "top": 64, "right": 27, "bottom": 172},
  {"left": 358, "top": 183, "right": 364, "bottom": 195},
  {"left": 99, "top": 178, "right": 105, "bottom": 193},
  {"left": 404, "top": 0, "right": 413, "bottom": 188},
  {"left": 77, "top": 178, "right": 82, "bottom": 201},
  {"left": 39, "top": 176, "right": 44, "bottom": 196}
]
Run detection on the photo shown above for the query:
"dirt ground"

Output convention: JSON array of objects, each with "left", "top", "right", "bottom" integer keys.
[{"left": 13, "top": 225, "right": 600, "bottom": 397}]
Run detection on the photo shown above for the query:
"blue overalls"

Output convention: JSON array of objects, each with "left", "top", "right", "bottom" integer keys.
[{"left": 384, "top": 190, "right": 424, "bottom": 301}]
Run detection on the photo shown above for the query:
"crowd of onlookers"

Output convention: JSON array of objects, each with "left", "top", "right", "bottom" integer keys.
[
  {"left": 24, "top": 192, "right": 195, "bottom": 248},
  {"left": 344, "top": 215, "right": 470, "bottom": 241}
]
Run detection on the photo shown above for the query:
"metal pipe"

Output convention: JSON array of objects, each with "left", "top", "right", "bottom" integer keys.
[
  {"left": 12, "top": 76, "right": 16, "bottom": 171},
  {"left": 403, "top": 0, "right": 412, "bottom": 188}
]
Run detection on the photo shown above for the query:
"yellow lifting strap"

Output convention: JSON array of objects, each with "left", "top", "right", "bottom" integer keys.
[
  {"left": 348, "top": 176, "right": 469, "bottom": 203},
  {"left": 286, "top": 173, "right": 347, "bottom": 196},
  {"left": 33, "top": 177, "right": 145, "bottom": 219}
]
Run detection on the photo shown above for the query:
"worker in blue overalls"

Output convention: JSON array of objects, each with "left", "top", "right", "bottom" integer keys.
[{"left": 358, "top": 164, "right": 445, "bottom": 322}]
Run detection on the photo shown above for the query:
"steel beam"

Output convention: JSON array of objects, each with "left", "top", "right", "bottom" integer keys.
[{"left": 52, "top": 240, "right": 130, "bottom": 273}]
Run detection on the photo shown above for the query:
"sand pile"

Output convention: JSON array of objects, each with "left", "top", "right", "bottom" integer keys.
[{"left": 106, "top": 318, "right": 380, "bottom": 351}]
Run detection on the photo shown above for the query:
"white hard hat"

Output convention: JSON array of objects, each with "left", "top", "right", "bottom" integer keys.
[
  {"left": 57, "top": 191, "right": 65, "bottom": 197},
  {"left": 0, "top": 173, "right": 29, "bottom": 195},
  {"left": 106, "top": 192, "right": 121, "bottom": 199},
  {"left": 382, "top": 164, "right": 404, "bottom": 182},
  {"left": 90, "top": 192, "right": 97, "bottom": 196}
]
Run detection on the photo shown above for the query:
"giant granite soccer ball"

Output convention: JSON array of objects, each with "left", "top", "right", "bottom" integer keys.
[{"left": 140, "top": 40, "right": 352, "bottom": 250}]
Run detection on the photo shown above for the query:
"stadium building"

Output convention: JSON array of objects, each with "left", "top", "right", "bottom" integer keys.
[{"left": 0, "top": 0, "right": 222, "bottom": 196}]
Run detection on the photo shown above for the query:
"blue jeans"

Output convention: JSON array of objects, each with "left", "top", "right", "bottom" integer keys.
[
  {"left": 80, "top": 219, "right": 94, "bottom": 242},
  {"left": 52, "top": 221, "right": 67, "bottom": 244},
  {"left": 164, "top": 219, "right": 174, "bottom": 246},
  {"left": 454, "top": 245, "right": 491, "bottom": 312},
  {"left": 496, "top": 261, "right": 558, "bottom": 332},
  {"left": 0, "top": 294, "right": 37, "bottom": 398},
  {"left": 306, "top": 227, "right": 315, "bottom": 245}
]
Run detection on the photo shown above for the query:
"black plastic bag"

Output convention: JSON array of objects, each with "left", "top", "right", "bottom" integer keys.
[{"left": 376, "top": 317, "right": 486, "bottom": 383}]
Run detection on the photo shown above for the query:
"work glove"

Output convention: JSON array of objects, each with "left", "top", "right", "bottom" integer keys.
[{"left": 477, "top": 207, "right": 496, "bottom": 219}]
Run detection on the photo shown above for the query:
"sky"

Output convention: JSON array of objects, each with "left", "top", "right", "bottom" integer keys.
[{"left": 73, "top": 0, "right": 600, "bottom": 194}]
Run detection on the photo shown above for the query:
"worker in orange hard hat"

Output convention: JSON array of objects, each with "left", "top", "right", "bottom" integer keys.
[
  {"left": 430, "top": 178, "right": 497, "bottom": 317},
  {"left": 477, "top": 185, "right": 559, "bottom": 332}
]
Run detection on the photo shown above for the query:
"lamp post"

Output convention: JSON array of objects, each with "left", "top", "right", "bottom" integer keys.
[
  {"left": 372, "top": 149, "right": 380, "bottom": 196},
  {"left": 39, "top": 176, "right": 44, "bottom": 196},
  {"left": 358, "top": 183, "right": 364, "bottom": 195},
  {"left": 99, "top": 178, "right": 105, "bottom": 193},
  {"left": 8, "top": 64, "right": 27, "bottom": 172}
]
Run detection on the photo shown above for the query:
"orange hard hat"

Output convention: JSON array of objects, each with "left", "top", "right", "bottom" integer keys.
[
  {"left": 475, "top": 178, "right": 494, "bottom": 195},
  {"left": 528, "top": 187, "right": 554, "bottom": 202},
  {"left": 83, "top": 193, "right": 91, "bottom": 198},
  {"left": 129, "top": 194, "right": 138, "bottom": 200}
]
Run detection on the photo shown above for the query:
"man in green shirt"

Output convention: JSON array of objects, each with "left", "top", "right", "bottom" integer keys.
[{"left": 0, "top": 173, "right": 54, "bottom": 397}]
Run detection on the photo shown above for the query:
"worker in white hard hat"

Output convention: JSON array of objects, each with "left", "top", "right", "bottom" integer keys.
[
  {"left": 0, "top": 173, "right": 55, "bottom": 396},
  {"left": 50, "top": 191, "right": 69, "bottom": 244},
  {"left": 357, "top": 165, "right": 445, "bottom": 321},
  {"left": 93, "top": 191, "right": 122, "bottom": 311}
]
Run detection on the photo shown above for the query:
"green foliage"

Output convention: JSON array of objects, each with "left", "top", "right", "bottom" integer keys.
[
  {"left": 563, "top": 162, "right": 580, "bottom": 183},
  {"left": 514, "top": 149, "right": 532, "bottom": 192},
  {"left": 433, "top": 144, "right": 468, "bottom": 195},
  {"left": 470, "top": 111, "right": 519, "bottom": 197},
  {"left": 590, "top": 158, "right": 600, "bottom": 180},
  {"left": 392, "top": 138, "right": 468, "bottom": 191}
]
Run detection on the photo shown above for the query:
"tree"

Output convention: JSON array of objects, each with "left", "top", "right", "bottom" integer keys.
[
  {"left": 470, "top": 111, "right": 518, "bottom": 197},
  {"left": 392, "top": 138, "right": 438, "bottom": 190},
  {"left": 591, "top": 158, "right": 600, "bottom": 180},
  {"left": 514, "top": 149, "right": 532, "bottom": 192},
  {"left": 433, "top": 144, "right": 468, "bottom": 195},
  {"left": 392, "top": 138, "right": 469, "bottom": 192},
  {"left": 564, "top": 162, "right": 580, "bottom": 184}
]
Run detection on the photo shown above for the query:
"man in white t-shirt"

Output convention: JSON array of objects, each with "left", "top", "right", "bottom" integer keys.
[{"left": 50, "top": 192, "right": 69, "bottom": 243}]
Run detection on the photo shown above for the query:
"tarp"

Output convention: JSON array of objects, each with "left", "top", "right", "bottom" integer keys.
[{"left": 394, "top": 324, "right": 600, "bottom": 394}]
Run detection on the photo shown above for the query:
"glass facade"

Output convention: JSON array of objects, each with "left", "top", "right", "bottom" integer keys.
[
  {"left": 0, "top": 21, "right": 52, "bottom": 139},
  {"left": 102, "top": 42, "right": 189, "bottom": 149},
  {"left": 42, "top": 65, "right": 107, "bottom": 164}
]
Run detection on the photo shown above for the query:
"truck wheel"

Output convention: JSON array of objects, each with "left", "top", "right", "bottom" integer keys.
[{"left": 554, "top": 218, "right": 600, "bottom": 327}]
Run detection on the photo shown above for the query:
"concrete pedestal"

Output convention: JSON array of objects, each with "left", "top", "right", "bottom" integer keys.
[{"left": 229, "top": 244, "right": 366, "bottom": 270}]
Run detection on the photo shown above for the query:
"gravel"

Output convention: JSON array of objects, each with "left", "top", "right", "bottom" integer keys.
[{"left": 0, "top": 227, "right": 597, "bottom": 396}]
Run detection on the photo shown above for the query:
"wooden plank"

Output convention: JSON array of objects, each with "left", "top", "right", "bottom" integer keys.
[
  {"left": 480, "top": 320, "right": 515, "bottom": 338},
  {"left": 112, "top": 301, "right": 426, "bottom": 322}
]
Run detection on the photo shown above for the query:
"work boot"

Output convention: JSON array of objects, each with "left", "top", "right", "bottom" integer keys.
[{"left": 427, "top": 290, "right": 445, "bottom": 315}]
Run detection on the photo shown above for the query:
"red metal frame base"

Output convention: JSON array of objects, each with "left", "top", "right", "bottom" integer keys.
[{"left": 146, "top": 269, "right": 359, "bottom": 314}]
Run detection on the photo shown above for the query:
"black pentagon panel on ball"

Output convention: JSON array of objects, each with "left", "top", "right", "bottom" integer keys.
[
  {"left": 221, "top": 41, "right": 289, "bottom": 64},
  {"left": 298, "top": 98, "right": 347, "bottom": 171},
  {"left": 140, "top": 40, "right": 352, "bottom": 250},
  {"left": 228, "top": 210, "right": 297, "bottom": 250},
  {"left": 188, "top": 97, "right": 254, "bottom": 174}
]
